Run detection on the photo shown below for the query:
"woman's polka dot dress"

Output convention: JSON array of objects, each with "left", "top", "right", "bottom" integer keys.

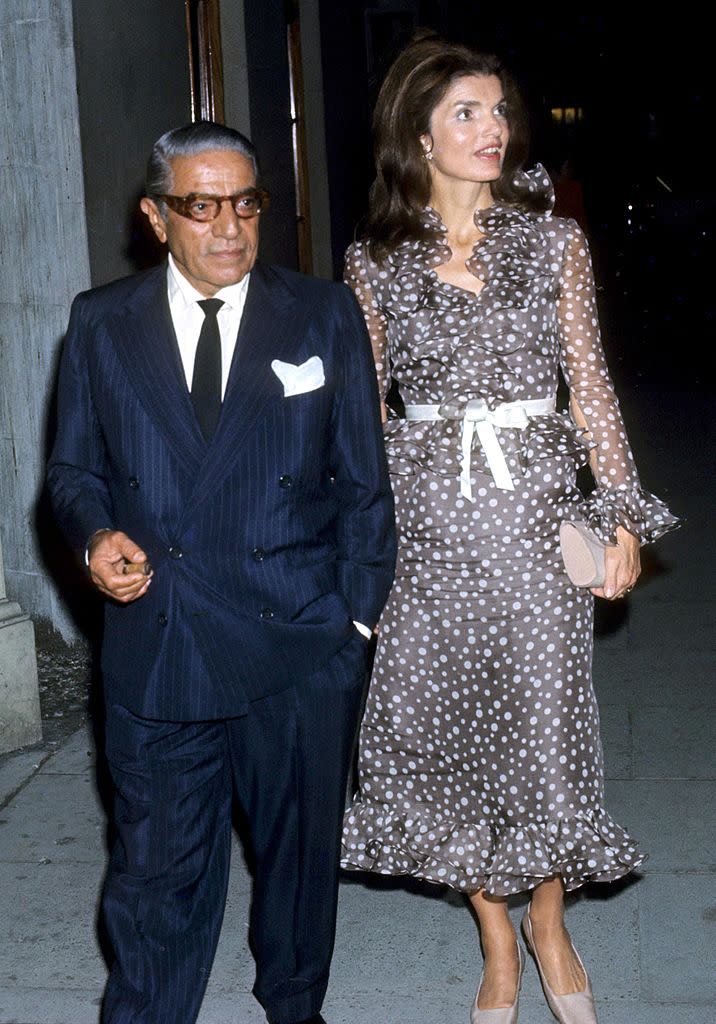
[{"left": 340, "top": 167, "right": 679, "bottom": 896}]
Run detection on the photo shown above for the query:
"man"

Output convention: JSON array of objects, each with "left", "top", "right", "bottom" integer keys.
[{"left": 47, "top": 121, "right": 396, "bottom": 1024}]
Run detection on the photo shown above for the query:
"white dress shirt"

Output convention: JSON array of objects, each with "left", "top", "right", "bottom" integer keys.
[{"left": 167, "top": 253, "right": 250, "bottom": 398}]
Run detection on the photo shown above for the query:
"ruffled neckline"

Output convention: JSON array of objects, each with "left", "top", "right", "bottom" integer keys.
[
  {"left": 366, "top": 163, "right": 558, "bottom": 409},
  {"left": 378, "top": 163, "right": 556, "bottom": 323}
]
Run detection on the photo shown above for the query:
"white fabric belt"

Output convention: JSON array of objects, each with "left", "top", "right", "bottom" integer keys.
[{"left": 404, "top": 397, "right": 556, "bottom": 500}]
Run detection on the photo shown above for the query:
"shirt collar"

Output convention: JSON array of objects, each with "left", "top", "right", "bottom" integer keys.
[{"left": 167, "top": 252, "right": 250, "bottom": 311}]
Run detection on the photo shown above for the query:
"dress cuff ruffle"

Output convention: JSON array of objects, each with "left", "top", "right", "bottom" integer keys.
[
  {"left": 578, "top": 485, "right": 680, "bottom": 545},
  {"left": 342, "top": 802, "right": 646, "bottom": 897}
]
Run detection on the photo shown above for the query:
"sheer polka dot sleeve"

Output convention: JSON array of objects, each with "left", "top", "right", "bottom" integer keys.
[
  {"left": 344, "top": 242, "right": 391, "bottom": 402},
  {"left": 558, "top": 222, "right": 679, "bottom": 544}
]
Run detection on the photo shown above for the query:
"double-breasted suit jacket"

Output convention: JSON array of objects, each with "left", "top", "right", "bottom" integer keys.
[{"left": 47, "top": 260, "right": 396, "bottom": 720}]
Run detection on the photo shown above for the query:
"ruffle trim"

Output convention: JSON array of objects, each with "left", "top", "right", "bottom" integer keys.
[
  {"left": 382, "top": 411, "right": 592, "bottom": 481},
  {"left": 577, "top": 485, "right": 681, "bottom": 545},
  {"left": 341, "top": 801, "right": 646, "bottom": 897},
  {"left": 377, "top": 164, "right": 555, "bottom": 330},
  {"left": 369, "top": 165, "right": 557, "bottom": 408},
  {"left": 468, "top": 165, "right": 557, "bottom": 320},
  {"left": 520, "top": 413, "right": 592, "bottom": 468}
]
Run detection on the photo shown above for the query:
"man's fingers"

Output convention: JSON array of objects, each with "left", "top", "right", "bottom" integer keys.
[
  {"left": 91, "top": 570, "right": 152, "bottom": 603},
  {"left": 88, "top": 531, "right": 152, "bottom": 598},
  {"left": 123, "top": 547, "right": 148, "bottom": 565},
  {"left": 114, "top": 579, "right": 152, "bottom": 603},
  {"left": 90, "top": 530, "right": 147, "bottom": 566},
  {"left": 109, "top": 530, "right": 147, "bottom": 562}
]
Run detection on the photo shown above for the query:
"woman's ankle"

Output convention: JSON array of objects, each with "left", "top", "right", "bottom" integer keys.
[{"left": 480, "top": 923, "right": 519, "bottom": 958}]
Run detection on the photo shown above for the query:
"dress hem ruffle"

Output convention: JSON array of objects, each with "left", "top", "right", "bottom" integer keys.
[{"left": 341, "top": 802, "right": 646, "bottom": 897}]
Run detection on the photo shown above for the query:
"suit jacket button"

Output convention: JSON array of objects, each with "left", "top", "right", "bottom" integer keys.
[
  {"left": 169, "top": 546, "right": 183, "bottom": 560},
  {"left": 252, "top": 547, "right": 265, "bottom": 563},
  {"left": 158, "top": 613, "right": 168, "bottom": 627},
  {"left": 128, "top": 477, "right": 139, "bottom": 489},
  {"left": 278, "top": 474, "right": 293, "bottom": 489},
  {"left": 259, "top": 607, "right": 274, "bottom": 620}
]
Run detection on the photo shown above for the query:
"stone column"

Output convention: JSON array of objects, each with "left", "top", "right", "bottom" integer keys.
[
  {"left": 0, "top": 0, "right": 91, "bottom": 642},
  {"left": 0, "top": 535, "right": 41, "bottom": 754}
]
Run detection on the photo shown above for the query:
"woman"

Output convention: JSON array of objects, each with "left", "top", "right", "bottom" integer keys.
[{"left": 341, "top": 35, "right": 678, "bottom": 1024}]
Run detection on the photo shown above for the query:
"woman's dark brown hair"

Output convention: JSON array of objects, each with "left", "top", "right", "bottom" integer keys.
[{"left": 364, "top": 33, "right": 548, "bottom": 261}]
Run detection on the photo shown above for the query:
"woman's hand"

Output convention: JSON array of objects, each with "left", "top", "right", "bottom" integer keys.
[{"left": 591, "top": 525, "right": 641, "bottom": 600}]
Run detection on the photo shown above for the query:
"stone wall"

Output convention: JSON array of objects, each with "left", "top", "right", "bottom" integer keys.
[{"left": 0, "top": 0, "right": 91, "bottom": 641}]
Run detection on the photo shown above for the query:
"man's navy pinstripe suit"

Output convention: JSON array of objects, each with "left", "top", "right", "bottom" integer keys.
[{"left": 47, "top": 259, "right": 396, "bottom": 1023}]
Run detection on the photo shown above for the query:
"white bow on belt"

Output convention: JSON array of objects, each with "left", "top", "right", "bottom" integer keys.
[{"left": 404, "top": 396, "right": 556, "bottom": 501}]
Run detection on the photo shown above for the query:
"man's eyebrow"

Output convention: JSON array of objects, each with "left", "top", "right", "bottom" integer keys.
[{"left": 185, "top": 188, "right": 258, "bottom": 197}]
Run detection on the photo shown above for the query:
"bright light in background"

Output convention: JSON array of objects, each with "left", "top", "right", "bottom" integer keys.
[{"left": 551, "top": 106, "right": 584, "bottom": 124}]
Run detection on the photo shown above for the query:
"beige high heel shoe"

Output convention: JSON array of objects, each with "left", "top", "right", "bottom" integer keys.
[
  {"left": 470, "top": 942, "right": 525, "bottom": 1024},
  {"left": 521, "top": 906, "right": 598, "bottom": 1023}
]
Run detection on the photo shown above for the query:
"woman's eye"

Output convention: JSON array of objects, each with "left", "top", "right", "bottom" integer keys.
[
  {"left": 457, "top": 108, "right": 472, "bottom": 121},
  {"left": 495, "top": 104, "right": 508, "bottom": 119}
]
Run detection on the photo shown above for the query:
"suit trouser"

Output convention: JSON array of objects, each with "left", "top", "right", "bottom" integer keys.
[{"left": 100, "top": 634, "right": 366, "bottom": 1024}]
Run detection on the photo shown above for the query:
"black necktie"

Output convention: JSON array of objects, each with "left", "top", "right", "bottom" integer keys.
[{"left": 191, "top": 298, "right": 224, "bottom": 441}]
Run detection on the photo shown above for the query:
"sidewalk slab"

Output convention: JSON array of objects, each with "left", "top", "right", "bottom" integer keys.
[
  {"left": 594, "top": 647, "right": 715, "bottom": 708},
  {"left": 39, "top": 724, "right": 96, "bottom": 776},
  {"left": 638, "top": 872, "right": 716, "bottom": 1005},
  {"left": 592, "top": 1002, "right": 716, "bottom": 1024},
  {"left": 631, "top": 706, "right": 716, "bottom": 779},
  {"left": 0, "top": 750, "right": 49, "bottom": 807},
  {"left": 0, "top": 988, "right": 102, "bottom": 1024},
  {"left": 0, "top": 989, "right": 709, "bottom": 1024},
  {"left": 627, "top": 599, "right": 714, "bottom": 652},
  {"left": 0, "top": 774, "right": 105, "bottom": 864},
  {"left": 605, "top": 779, "right": 715, "bottom": 872},
  {"left": 0, "top": 862, "right": 105, "bottom": 989},
  {"left": 600, "top": 703, "right": 632, "bottom": 780},
  {"left": 330, "top": 881, "right": 479, "bottom": 1001}
]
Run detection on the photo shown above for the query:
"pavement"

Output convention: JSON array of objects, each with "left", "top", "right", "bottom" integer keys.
[{"left": 0, "top": 385, "right": 713, "bottom": 1024}]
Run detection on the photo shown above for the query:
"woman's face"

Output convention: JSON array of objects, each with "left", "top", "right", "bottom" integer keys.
[{"left": 421, "top": 74, "right": 509, "bottom": 187}]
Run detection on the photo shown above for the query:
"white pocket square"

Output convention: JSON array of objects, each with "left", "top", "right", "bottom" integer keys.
[{"left": 271, "top": 356, "right": 325, "bottom": 397}]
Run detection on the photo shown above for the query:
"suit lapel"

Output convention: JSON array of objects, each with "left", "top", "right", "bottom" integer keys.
[
  {"left": 180, "top": 262, "right": 300, "bottom": 521},
  {"left": 104, "top": 266, "right": 207, "bottom": 471},
  {"left": 104, "top": 262, "right": 304, "bottom": 515}
]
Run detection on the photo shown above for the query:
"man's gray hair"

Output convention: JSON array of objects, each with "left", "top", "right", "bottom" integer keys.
[{"left": 146, "top": 121, "right": 258, "bottom": 200}]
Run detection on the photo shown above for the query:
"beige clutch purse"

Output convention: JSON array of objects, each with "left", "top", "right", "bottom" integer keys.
[{"left": 559, "top": 521, "right": 606, "bottom": 588}]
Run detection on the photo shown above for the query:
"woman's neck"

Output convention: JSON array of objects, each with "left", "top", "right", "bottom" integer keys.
[{"left": 429, "top": 178, "right": 494, "bottom": 247}]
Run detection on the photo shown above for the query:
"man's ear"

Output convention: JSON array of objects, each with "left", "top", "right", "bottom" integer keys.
[{"left": 140, "top": 197, "right": 168, "bottom": 245}]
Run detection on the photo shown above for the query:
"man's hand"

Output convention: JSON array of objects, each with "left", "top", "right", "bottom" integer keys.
[{"left": 87, "top": 530, "right": 153, "bottom": 603}]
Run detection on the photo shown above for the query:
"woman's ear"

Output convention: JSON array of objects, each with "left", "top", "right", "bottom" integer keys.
[{"left": 420, "top": 135, "right": 434, "bottom": 160}]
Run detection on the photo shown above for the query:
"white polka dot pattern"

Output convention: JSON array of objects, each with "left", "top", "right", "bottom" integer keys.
[{"left": 341, "top": 166, "right": 678, "bottom": 896}]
